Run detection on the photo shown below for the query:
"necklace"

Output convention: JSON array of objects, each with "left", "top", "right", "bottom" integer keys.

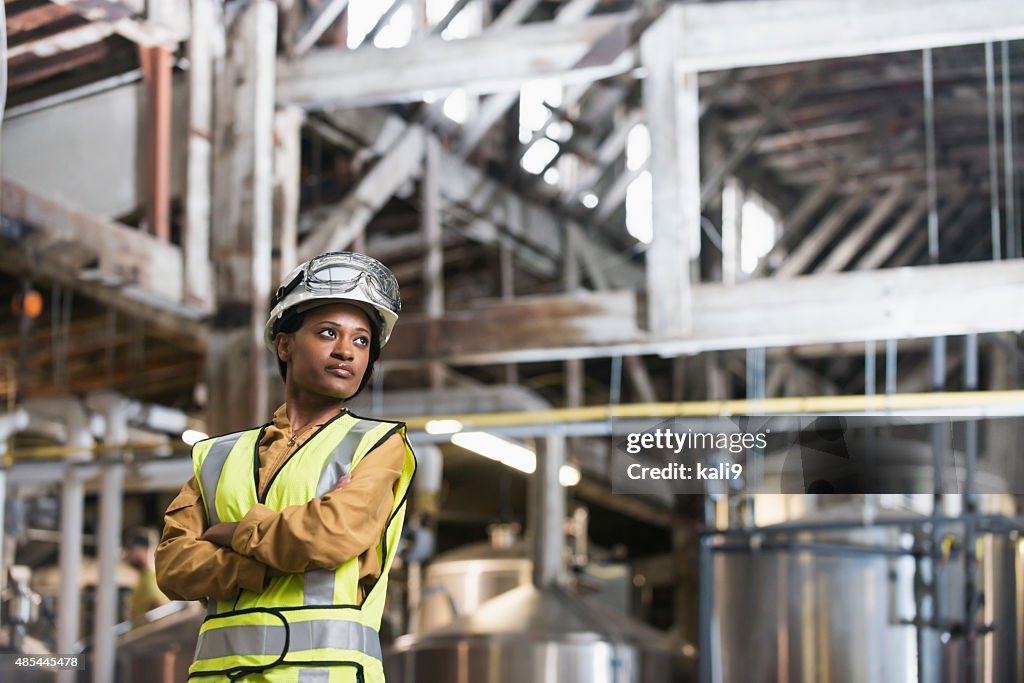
[{"left": 285, "top": 406, "right": 347, "bottom": 447}]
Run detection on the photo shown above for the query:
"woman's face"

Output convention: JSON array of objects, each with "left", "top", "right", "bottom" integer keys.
[{"left": 276, "top": 302, "right": 373, "bottom": 400}]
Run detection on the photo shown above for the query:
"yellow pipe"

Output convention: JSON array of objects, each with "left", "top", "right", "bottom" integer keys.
[
  {"left": 4, "top": 441, "right": 178, "bottom": 463},
  {"left": 399, "top": 390, "right": 1024, "bottom": 431},
  {"left": 10, "top": 389, "right": 1024, "bottom": 460}
]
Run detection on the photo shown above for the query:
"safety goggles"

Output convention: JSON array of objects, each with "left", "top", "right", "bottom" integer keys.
[{"left": 272, "top": 252, "right": 402, "bottom": 313}]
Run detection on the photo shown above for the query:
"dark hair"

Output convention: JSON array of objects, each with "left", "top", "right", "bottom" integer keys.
[
  {"left": 272, "top": 306, "right": 382, "bottom": 400},
  {"left": 124, "top": 527, "right": 156, "bottom": 549}
]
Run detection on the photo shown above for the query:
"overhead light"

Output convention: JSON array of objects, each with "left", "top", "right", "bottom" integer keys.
[
  {"left": 451, "top": 432, "right": 581, "bottom": 487},
  {"left": 181, "top": 429, "right": 208, "bottom": 446},
  {"left": 451, "top": 431, "right": 536, "bottom": 474},
  {"left": 559, "top": 464, "right": 581, "bottom": 487},
  {"left": 425, "top": 419, "right": 463, "bottom": 435},
  {"left": 581, "top": 192, "right": 599, "bottom": 209}
]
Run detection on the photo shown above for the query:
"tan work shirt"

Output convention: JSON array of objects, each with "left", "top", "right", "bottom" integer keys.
[{"left": 156, "top": 404, "right": 406, "bottom": 603}]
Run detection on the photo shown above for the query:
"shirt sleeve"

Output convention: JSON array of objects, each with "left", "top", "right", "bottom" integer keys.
[
  {"left": 155, "top": 476, "right": 268, "bottom": 602},
  {"left": 230, "top": 430, "right": 407, "bottom": 573}
]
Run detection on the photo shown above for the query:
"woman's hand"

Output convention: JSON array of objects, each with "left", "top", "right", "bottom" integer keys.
[
  {"left": 200, "top": 522, "right": 239, "bottom": 547},
  {"left": 323, "top": 473, "right": 352, "bottom": 497}
]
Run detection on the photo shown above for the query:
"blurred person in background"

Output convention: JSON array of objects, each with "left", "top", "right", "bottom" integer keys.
[{"left": 123, "top": 526, "right": 169, "bottom": 625}]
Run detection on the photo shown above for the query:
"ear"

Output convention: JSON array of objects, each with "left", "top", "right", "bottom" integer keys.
[{"left": 275, "top": 332, "right": 292, "bottom": 364}]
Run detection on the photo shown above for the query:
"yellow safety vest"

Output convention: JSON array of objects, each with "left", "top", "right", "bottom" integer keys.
[{"left": 187, "top": 412, "right": 416, "bottom": 682}]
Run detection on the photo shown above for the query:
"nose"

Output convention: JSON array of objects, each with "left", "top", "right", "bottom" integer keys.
[{"left": 332, "top": 337, "right": 354, "bottom": 361}]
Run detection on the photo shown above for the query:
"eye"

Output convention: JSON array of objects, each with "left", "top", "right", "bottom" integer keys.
[
  {"left": 318, "top": 328, "right": 336, "bottom": 339},
  {"left": 354, "top": 335, "right": 370, "bottom": 346}
]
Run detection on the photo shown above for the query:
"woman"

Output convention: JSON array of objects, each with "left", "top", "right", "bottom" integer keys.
[{"left": 157, "top": 252, "right": 417, "bottom": 682}]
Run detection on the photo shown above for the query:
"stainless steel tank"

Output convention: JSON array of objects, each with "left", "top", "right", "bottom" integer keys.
[
  {"left": 709, "top": 499, "right": 1024, "bottom": 683},
  {"left": 713, "top": 521, "right": 918, "bottom": 682},
  {"left": 412, "top": 538, "right": 532, "bottom": 633},
  {"left": 388, "top": 583, "right": 682, "bottom": 683}
]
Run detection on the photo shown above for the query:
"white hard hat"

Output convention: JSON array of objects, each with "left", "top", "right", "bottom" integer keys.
[{"left": 264, "top": 252, "right": 401, "bottom": 350}]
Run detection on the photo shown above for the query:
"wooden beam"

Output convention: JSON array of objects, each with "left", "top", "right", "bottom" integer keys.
[
  {"left": 297, "top": 126, "right": 425, "bottom": 263},
  {"left": 457, "top": 0, "right": 606, "bottom": 155},
  {"left": 1, "top": 180, "right": 185, "bottom": 305},
  {"left": 0, "top": 269, "right": 204, "bottom": 357},
  {"left": 277, "top": 12, "right": 634, "bottom": 109},
  {"left": 290, "top": 0, "right": 350, "bottom": 56},
  {"left": 386, "top": 290, "right": 642, "bottom": 362},
  {"left": 49, "top": 0, "right": 188, "bottom": 48},
  {"left": 7, "top": 22, "right": 116, "bottom": 59},
  {"left": 814, "top": 181, "right": 908, "bottom": 273},
  {"left": 207, "top": 0, "right": 277, "bottom": 433},
  {"left": 564, "top": 107, "right": 643, "bottom": 203},
  {"left": 641, "top": 11, "right": 697, "bottom": 337},
  {"left": 773, "top": 187, "right": 869, "bottom": 278},
  {"left": 853, "top": 193, "right": 931, "bottom": 270},
  {"left": 316, "top": 104, "right": 642, "bottom": 291},
  {"left": 380, "top": 261, "right": 1024, "bottom": 365},
  {"left": 668, "top": 0, "right": 1024, "bottom": 72},
  {"left": 753, "top": 169, "right": 844, "bottom": 276},
  {"left": 699, "top": 78, "right": 810, "bottom": 206},
  {"left": 182, "top": 0, "right": 216, "bottom": 311}
]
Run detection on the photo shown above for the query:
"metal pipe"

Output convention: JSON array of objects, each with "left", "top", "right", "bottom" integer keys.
[
  {"left": 885, "top": 339, "right": 898, "bottom": 395},
  {"left": 697, "top": 535, "right": 714, "bottom": 683},
  {"left": 711, "top": 540, "right": 920, "bottom": 559},
  {"left": 532, "top": 431, "right": 566, "bottom": 588},
  {"left": 92, "top": 397, "right": 128, "bottom": 683},
  {"left": 865, "top": 340, "right": 876, "bottom": 396},
  {"left": 923, "top": 48, "right": 940, "bottom": 263},
  {"left": 140, "top": 45, "right": 173, "bottom": 242},
  {"left": 702, "top": 515, "right": 969, "bottom": 537},
  {"left": 928, "top": 333, "right": 946, "bottom": 681},
  {"left": 56, "top": 399, "right": 91, "bottom": 683},
  {"left": 986, "top": 41, "right": 1003, "bottom": 260},
  {"left": 609, "top": 355, "right": 623, "bottom": 405},
  {"left": 0, "top": 409, "right": 28, "bottom": 628},
  {"left": 397, "top": 389, "right": 1024, "bottom": 431},
  {"left": 1003, "top": 41, "right": 1018, "bottom": 259},
  {"left": 963, "top": 332, "right": 980, "bottom": 683},
  {"left": 56, "top": 469, "right": 83, "bottom": 683}
]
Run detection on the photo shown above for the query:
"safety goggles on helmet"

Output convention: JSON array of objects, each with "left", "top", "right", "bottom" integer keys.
[
  {"left": 264, "top": 252, "right": 402, "bottom": 351},
  {"left": 272, "top": 252, "right": 401, "bottom": 314}
]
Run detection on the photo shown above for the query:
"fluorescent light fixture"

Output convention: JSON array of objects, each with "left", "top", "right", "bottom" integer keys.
[
  {"left": 451, "top": 431, "right": 536, "bottom": 474},
  {"left": 425, "top": 419, "right": 463, "bottom": 435},
  {"left": 181, "top": 429, "right": 208, "bottom": 446},
  {"left": 451, "top": 432, "right": 581, "bottom": 487},
  {"left": 559, "top": 464, "right": 581, "bottom": 487}
]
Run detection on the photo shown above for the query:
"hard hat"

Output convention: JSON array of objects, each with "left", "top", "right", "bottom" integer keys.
[{"left": 264, "top": 252, "right": 401, "bottom": 350}]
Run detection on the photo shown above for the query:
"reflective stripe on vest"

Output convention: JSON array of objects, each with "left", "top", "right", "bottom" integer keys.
[
  {"left": 298, "top": 669, "right": 331, "bottom": 683},
  {"left": 196, "top": 431, "right": 245, "bottom": 526},
  {"left": 194, "top": 619, "right": 383, "bottom": 661}
]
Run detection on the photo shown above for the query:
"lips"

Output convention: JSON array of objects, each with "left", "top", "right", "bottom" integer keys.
[{"left": 327, "top": 364, "right": 355, "bottom": 379}]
